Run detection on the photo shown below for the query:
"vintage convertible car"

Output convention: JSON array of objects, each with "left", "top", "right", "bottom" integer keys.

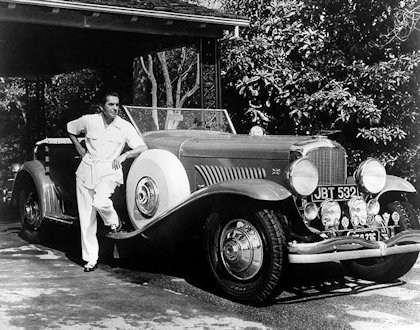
[{"left": 10, "top": 106, "right": 420, "bottom": 305}]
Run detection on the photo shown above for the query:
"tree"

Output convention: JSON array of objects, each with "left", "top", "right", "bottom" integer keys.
[
  {"left": 133, "top": 46, "right": 201, "bottom": 129},
  {"left": 221, "top": 0, "right": 420, "bottom": 185},
  {"left": 44, "top": 69, "right": 103, "bottom": 137},
  {"left": 0, "top": 78, "right": 26, "bottom": 183}
]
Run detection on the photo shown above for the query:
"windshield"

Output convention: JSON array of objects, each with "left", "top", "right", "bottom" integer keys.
[{"left": 122, "top": 106, "right": 236, "bottom": 134}]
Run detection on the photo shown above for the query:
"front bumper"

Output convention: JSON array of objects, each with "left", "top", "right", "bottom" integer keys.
[{"left": 288, "top": 230, "right": 420, "bottom": 264}]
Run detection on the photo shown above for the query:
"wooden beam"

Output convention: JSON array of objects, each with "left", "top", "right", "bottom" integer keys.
[
  {"left": 0, "top": 4, "right": 224, "bottom": 38},
  {"left": 0, "top": 19, "right": 198, "bottom": 77},
  {"left": 4, "top": 0, "right": 248, "bottom": 27}
]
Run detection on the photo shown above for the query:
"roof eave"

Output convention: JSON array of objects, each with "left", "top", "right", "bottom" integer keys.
[{"left": 4, "top": 0, "right": 249, "bottom": 27}]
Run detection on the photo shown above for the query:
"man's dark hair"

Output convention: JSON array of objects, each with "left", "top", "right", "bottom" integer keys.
[{"left": 100, "top": 92, "right": 119, "bottom": 105}]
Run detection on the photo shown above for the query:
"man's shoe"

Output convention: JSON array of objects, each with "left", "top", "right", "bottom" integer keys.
[
  {"left": 110, "top": 219, "right": 122, "bottom": 233},
  {"left": 84, "top": 262, "right": 97, "bottom": 272}
]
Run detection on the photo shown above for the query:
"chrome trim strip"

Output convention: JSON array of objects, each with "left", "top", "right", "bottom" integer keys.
[
  {"left": 288, "top": 230, "right": 420, "bottom": 263},
  {"left": 288, "top": 243, "right": 420, "bottom": 263},
  {"left": 44, "top": 213, "right": 76, "bottom": 225}
]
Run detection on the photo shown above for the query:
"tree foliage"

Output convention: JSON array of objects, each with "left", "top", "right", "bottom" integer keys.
[
  {"left": 0, "top": 70, "right": 102, "bottom": 183},
  {"left": 0, "top": 78, "right": 26, "bottom": 183},
  {"left": 221, "top": 0, "right": 420, "bottom": 184},
  {"left": 44, "top": 69, "right": 103, "bottom": 137},
  {"left": 0, "top": 0, "right": 419, "bottom": 189}
]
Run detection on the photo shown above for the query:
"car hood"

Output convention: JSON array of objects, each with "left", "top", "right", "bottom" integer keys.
[{"left": 143, "top": 130, "right": 313, "bottom": 160}]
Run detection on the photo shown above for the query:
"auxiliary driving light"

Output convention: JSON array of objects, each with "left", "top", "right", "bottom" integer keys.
[
  {"left": 367, "top": 199, "right": 380, "bottom": 216},
  {"left": 304, "top": 202, "right": 319, "bottom": 221},
  {"left": 354, "top": 158, "right": 386, "bottom": 194},
  {"left": 348, "top": 196, "right": 368, "bottom": 226},
  {"left": 320, "top": 199, "right": 341, "bottom": 228}
]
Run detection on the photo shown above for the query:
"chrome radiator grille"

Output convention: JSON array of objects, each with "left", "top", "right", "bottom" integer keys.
[
  {"left": 195, "top": 165, "right": 266, "bottom": 186},
  {"left": 306, "top": 147, "right": 346, "bottom": 185}
]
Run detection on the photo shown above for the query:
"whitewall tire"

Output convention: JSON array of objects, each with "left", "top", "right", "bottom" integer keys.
[{"left": 126, "top": 149, "right": 190, "bottom": 230}]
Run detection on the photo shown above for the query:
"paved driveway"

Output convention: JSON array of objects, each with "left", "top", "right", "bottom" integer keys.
[
  {"left": 0, "top": 218, "right": 268, "bottom": 330},
  {"left": 1, "top": 214, "right": 420, "bottom": 330}
]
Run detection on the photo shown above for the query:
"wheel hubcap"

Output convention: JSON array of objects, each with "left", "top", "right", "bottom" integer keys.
[
  {"left": 24, "top": 193, "right": 40, "bottom": 228},
  {"left": 135, "top": 177, "right": 159, "bottom": 217},
  {"left": 219, "top": 219, "right": 263, "bottom": 280}
]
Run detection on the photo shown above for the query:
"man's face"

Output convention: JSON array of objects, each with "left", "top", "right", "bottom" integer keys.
[{"left": 101, "top": 96, "right": 119, "bottom": 120}]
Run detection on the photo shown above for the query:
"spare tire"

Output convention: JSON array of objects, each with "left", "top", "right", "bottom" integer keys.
[{"left": 126, "top": 149, "right": 190, "bottom": 230}]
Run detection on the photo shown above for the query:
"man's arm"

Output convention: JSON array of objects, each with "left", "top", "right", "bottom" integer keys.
[
  {"left": 112, "top": 144, "right": 148, "bottom": 170},
  {"left": 123, "top": 144, "right": 148, "bottom": 159},
  {"left": 69, "top": 133, "right": 87, "bottom": 158}
]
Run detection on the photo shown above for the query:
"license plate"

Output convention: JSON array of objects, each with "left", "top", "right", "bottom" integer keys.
[
  {"left": 347, "top": 230, "right": 379, "bottom": 242},
  {"left": 311, "top": 184, "right": 359, "bottom": 202}
]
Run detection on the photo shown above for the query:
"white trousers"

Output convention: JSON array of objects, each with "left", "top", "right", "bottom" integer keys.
[{"left": 76, "top": 178, "right": 120, "bottom": 264}]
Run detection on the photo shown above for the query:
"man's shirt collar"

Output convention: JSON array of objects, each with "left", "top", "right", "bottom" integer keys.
[
  {"left": 111, "top": 116, "right": 124, "bottom": 129},
  {"left": 97, "top": 113, "right": 123, "bottom": 129}
]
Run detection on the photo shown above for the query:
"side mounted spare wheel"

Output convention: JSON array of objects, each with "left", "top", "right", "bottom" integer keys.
[{"left": 126, "top": 149, "right": 191, "bottom": 230}]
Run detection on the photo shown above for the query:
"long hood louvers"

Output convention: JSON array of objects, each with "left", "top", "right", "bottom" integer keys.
[{"left": 195, "top": 165, "right": 266, "bottom": 186}]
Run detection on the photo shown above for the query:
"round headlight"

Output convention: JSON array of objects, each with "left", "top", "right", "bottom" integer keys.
[
  {"left": 354, "top": 158, "right": 386, "bottom": 194},
  {"left": 285, "top": 158, "right": 319, "bottom": 196}
]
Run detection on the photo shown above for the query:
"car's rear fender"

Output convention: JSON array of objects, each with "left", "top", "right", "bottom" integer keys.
[{"left": 11, "top": 160, "right": 60, "bottom": 217}]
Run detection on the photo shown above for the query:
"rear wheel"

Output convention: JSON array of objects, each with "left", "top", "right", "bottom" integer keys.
[
  {"left": 341, "top": 201, "right": 420, "bottom": 282},
  {"left": 19, "top": 184, "right": 43, "bottom": 243},
  {"left": 204, "top": 203, "right": 286, "bottom": 305}
]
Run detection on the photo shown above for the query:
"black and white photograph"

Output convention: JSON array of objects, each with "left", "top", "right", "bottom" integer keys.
[{"left": 0, "top": 0, "right": 419, "bottom": 329}]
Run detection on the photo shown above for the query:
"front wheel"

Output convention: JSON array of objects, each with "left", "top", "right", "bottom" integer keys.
[
  {"left": 19, "top": 184, "right": 43, "bottom": 243},
  {"left": 204, "top": 202, "right": 287, "bottom": 305},
  {"left": 341, "top": 200, "right": 420, "bottom": 282}
]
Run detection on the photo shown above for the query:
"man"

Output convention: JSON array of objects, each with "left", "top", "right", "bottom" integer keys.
[{"left": 67, "top": 92, "right": 147, "bottom": 272}]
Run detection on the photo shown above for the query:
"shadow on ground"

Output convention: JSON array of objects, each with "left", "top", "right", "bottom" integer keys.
[
  {"left": 274, "top": 263, "right": 404, "bottom": 305},
  {"left": 8, "top": 216, "right": 406, "bottom": 306}
]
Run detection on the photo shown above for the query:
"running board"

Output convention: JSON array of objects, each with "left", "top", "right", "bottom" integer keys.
[
  {"left": 105, "top": 229, "right": 145, "bottom": 240},
  {"left": 44, "top": 213, "right": 77, "bottom": 226}
]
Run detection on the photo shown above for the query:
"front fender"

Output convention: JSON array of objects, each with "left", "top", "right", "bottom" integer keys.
[
  {"left": 111, "top": 179, "right": 291, "bottom": 239},
  {"left": 377, "top": 175, "right": 416, "bottom": 199},
  {"left": 12, "top": 160, "right": 60, "bottom": 217},
  {"left": 194, "top": 179, "right": 292, "bottom": 202},
  {"left": 150, "top": 179, "right": 291, "bottom": 230}
]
